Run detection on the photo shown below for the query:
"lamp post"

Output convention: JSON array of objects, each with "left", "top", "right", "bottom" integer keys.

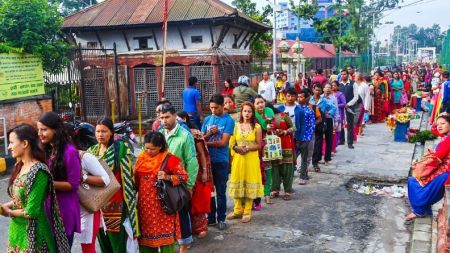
[
  {"left": 272, "top": 0, "right": 277, "bottom": 73},
  {"left": 277, "top": 37, "right": 290, "bottom": 73},
  {"left": 292, "top": 37, "right": 304, "bottom": 77}
]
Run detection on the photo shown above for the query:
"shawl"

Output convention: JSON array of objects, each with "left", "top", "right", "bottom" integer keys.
[
  {"left": 255, "top": 107, "right": 275, "bottom": 131},
  {"left": 25, "top": 162, "right": 70, "bottom": 253},
  {"left": 88, "top": 141, "right": 140, "bottom": 237}
]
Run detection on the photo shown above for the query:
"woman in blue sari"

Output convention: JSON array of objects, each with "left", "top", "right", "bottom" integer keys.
[{"left": 406, "top": 113, "right": 450, "bottom": 221}]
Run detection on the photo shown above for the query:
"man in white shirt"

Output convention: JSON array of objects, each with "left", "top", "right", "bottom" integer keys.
[
  {"left": 339, "top": 69, "right": 362, "bottom": 149},
  {"left": 258, "top": 71, "right": 276, "bottom": 103}
]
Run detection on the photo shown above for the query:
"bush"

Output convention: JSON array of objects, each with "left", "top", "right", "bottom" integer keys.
[{"left": 409, "top": 130, "right": 437, "bottom": 144}]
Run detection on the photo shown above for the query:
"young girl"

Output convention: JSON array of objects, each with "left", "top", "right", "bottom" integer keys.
[
  {"left": 37, "top": 112, "right": 81, "bottom": 248},
  {"left": 227, "top": 102, "right": 264, "bottom": 223}
]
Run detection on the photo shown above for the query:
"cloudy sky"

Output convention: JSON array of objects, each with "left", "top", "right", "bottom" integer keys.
[{"left": 221, "top": 0, "right": 450, "bottom": 42}]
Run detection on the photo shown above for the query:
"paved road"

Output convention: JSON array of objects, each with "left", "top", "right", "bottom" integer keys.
[{"left": 0, "top": 120, "right": 417, "bottom": 252}]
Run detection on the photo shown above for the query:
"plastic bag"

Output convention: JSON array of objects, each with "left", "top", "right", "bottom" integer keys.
[{"left": 263, "top": 134, "right": 283, "bottom": 161}]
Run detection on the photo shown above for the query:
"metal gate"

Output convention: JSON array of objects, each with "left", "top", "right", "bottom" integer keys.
[
  {"left": 190, "top": 66, "right": 215, "bottom": 107},
  {"left": 134, "top": 67, "right": 158, "bottom": 118},
  {"left": 162, "top": 66, "right": 185, "bottom": 112},
  {"left": 218, "top": 64, "right": 250, "bottom": 93}
]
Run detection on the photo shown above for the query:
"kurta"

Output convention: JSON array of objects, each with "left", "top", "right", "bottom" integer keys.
[
  {"left": 270, "top": 112, "right": 295, "bottom": 165},
  {"left": 392, "top": 79, "right": 404, "bottom": 104},
  {"left": 8, "top": 162, "right": 70, "bottom": 253},
  {"left": 228, "top": 123, "right": 264, "bottom": 199},
  {"left": 408, "top": 135, "right": 450, "bottom": 216},
  {"left": 47, "top": 143, "right": 81, "bottom": 236},
  {"left": 135, "top": 151, "right": 188, "bottom": 248}
]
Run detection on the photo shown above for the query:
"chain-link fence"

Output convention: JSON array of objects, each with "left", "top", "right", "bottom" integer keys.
[{"left": 439, "top": 29, "right": 450, "bottom": 70}]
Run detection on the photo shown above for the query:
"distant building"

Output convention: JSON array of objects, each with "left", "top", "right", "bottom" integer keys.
[{"left": 276, "top": 0, "right": 335, "bottom": 42}]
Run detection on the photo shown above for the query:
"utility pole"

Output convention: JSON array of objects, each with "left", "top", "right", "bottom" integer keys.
[
  {"left": 273, "top": 0, "right": 277, "bottom": 74},
  {"left": 371, "top": 12, "right": 375, "bottom": 69},
  {"left": 296, "top": 0, "right": 301, "bottom": 77},
  {"left": 338, "top": 0, "right": 342, "bottom": 69}
]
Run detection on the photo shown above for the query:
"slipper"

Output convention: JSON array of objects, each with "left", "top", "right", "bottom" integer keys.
[
  {"left": 270, "top": 191, "right": 280, "bottom": 199},
  {"left": 265, "top": 196, "right": 273, "bottom": 204},
  {"left": 314, "top": 165, "right": 321, "bottom": 172},
  {"left": 282, "top": 193, "right": 292, "bottom": 201}
]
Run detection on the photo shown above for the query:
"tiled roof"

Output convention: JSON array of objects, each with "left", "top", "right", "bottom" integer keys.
[
  {"left": 63, "top": 0, "right": 271, "bottom": 31},
  {"left": 273, "top": 40, "right": 356, "bottom": 59}
]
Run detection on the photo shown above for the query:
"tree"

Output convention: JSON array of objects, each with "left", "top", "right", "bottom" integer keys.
[
  {"left": 313, "top": 0, "right": 402, "bottom": 53},
  {"left": 391, "top": 24, "right": 446, "bottom": 53},
  {"left": 0, "top": 0, "right": 71, "bottom": 73},
  {"left": 232, "top": 0, "right": 273, "bottom": 61},
  {"left": 50, "top": 0, "right": 98, "bottom": 16}
]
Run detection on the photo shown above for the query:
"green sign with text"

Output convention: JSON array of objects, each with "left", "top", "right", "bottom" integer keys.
[{"left": 0, "top": 53, "right": 44, "bottom": 101}]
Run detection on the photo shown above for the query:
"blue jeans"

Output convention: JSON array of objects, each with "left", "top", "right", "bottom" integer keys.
[
  {"left": 188, "top": 112, "right": 201, "bottom": 129},
  {"left": 208, "top": 162, "right": 229, "bottom": 223}
]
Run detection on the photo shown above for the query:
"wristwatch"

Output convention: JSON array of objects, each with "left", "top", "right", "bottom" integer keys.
[{"left": 82, "top": 174, "right": 88, "bottom": 183}]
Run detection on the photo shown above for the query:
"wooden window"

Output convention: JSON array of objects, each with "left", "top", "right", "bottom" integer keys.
[
  {"left": 133, "top": 36, "right": 153, "bottom": 50},
  {"left": 87, "top": 42, "right": 98, "bottom": 48},
  {"left": 191, "top": 36, "right": 203, "bottom": 44}
]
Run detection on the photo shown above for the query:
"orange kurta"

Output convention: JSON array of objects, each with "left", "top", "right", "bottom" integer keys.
[{"left": 135, "top": 151, "right": 188, "bottom": 248}]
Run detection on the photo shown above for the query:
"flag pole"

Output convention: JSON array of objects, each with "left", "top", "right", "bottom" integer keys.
[{"left": 161, "top": 0, "right": 169, "bottom": 99}]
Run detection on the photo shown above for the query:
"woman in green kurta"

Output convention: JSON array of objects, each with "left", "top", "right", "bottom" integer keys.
[
  {"left": 1, "top": 124, "right": 70, "bottom": 253},
  {"left": 254, "top": 95, "right": 275, "bottom": 205},
  {"left": 88, "top": 117, "right": 139, "bottom": 253}
]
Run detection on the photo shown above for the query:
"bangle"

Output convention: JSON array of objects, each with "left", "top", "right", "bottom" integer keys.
[{"left": 202, "top": 168, "right": 207, "bottom": 171}]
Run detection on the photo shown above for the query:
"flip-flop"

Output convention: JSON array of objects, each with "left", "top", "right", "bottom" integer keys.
[
  {"left": 270, "top": 191, "right": 280, "bottom": 199},
  {"left": 282, "top": 194, "right": 292, "bottom": 201}
]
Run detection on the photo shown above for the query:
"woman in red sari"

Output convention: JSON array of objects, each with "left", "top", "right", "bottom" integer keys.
[{"left": 371, "top": 71, "right": 389, "bottom": 123}]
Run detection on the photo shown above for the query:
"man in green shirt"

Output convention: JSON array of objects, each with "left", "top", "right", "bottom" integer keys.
[{"left": 159, "top": 104, "right": 198, "bottom": 252}]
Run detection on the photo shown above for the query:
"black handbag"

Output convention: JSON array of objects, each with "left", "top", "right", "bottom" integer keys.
[{"left": 155, "top": 154, "right": 191, "bottom": 214}]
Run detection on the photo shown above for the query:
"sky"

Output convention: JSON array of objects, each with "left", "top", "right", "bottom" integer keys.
[{"left": 221, "top": 0, "right": 450, "bottom": 42}]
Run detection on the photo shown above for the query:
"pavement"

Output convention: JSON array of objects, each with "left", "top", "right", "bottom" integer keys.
[{"left": 0, "top": 119, "right": 419, "bottom": 253}]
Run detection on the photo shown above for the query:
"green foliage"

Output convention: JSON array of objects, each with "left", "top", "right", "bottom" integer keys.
[
  {"left": 408, "top": 130, "right": 437, "bottom": 144},
  {"left": 50, "top": 0, "right": 98, "bottom": 16},
  {"left": 232, "top": 0, "right": 272, "bottom": 60},
  {"left": 391, "top": 24, "right": 446, "bottom": 53},
  {"left": 289, "top": 0, "right": 319, "bottom": 21},
  {"left": 314, "top": 0, "right": 401, "bottom": 53},
  {"left": 0, "top": 0, "right": 71, "bottom": 73}
]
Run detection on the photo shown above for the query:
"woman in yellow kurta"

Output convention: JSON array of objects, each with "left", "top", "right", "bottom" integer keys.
[{"left": 227, "top": 102, "right": 264, "bottom": 223}]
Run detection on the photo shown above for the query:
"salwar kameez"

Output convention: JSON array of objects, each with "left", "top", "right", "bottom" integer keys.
[
  {"left": 269, "top": 112, "right": 295, "bottom": 194},
  {"left": 88, "top": 141, "right": 140, "bottom": 253},
  {"left": 7, "top": 163, "right": 70, "bottom": 253},
  {"left": 255, "top": 107, "right": 275, "bottom": 198},
  {"left": 229, "top": 124, "right": 264, "bottom": 216}
]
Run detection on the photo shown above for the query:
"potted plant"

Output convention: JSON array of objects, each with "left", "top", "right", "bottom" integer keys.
[{"left": 408, "top": 130, "right": 437, "bottom": 145}]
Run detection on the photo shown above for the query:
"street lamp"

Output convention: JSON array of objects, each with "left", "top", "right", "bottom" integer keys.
[{"left": 292, "top": 37, "right": 304, "bottom": 77}]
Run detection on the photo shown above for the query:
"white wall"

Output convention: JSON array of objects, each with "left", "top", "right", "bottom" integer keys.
[{"left": 74, "top": 24, "right": 252, "bottom": 55}]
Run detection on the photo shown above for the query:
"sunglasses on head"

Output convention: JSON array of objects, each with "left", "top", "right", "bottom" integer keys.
[{"left": 156, "top": 103, "right": 174, "bottom": 113}]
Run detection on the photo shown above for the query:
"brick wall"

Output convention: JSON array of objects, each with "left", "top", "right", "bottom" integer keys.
[{"left": 0, "top": 96, "right": 53, "bottom": 134}]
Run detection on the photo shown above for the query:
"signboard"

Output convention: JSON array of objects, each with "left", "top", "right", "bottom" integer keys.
[{"left": 0, "top": 53, "right": 45, "bottom": 101}]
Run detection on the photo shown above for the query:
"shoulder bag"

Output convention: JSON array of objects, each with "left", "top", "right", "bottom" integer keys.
[
  {"left": 155, "top": 154, "right": 191, "bottom": 215},
  {"left": 78, "top": 150, "right": 121, "bottom": 212}
]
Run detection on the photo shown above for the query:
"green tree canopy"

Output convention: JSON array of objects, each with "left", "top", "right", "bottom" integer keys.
[
  {"left": 391, "top": 24, "right": 446, "bottom": 53},
  {"left": 0, "top": 0, "right": 70, "bottom": 73},
  {"left": 50, "top": 0, "right": 98, "bottom": 16},
  {"left": 232, "top": 0, "right": 273, "bottom": 60}
]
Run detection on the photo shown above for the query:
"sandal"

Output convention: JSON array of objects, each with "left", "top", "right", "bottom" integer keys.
[
  {"left": 265, "top": 196, "right": 273, "bottom": 204},
  {"left": 282, "top": 193, "right": 292, "bottom": 201},
  {"left": 270, "top": 191, "right": 280, "bottom": 199},
  {"left": 198, "top": 231, "right": 207, "bottom": 238},
  {"left": 241, "top": 215, "right": 252, "bottom": 223},
  {"left": 314, "top": 165, "right": 321, "bottom": 172},
  {"left": 226, "top": 212, "right": 242, "bottom": 220}
]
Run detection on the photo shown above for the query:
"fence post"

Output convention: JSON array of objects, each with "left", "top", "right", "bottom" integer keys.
[
  {"left": 138, "top": 97, "right": 142, "bottom": 146},
  {"left": 111, "top": 99, "right": 116, "bottom": 123},
  {"left": 78, "top": 45, "right": 87, "bottom": 121},
  {"left": 113, "top": 43, "right": 121, "bottom": 121}
]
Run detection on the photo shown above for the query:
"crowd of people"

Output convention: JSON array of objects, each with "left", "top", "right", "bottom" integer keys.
[{"left": 0, "top": 62, "right": 449, "bottom": 253}]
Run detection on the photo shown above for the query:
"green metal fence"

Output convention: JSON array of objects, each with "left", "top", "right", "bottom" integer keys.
[{"left": 439, "top": 29, "right": 450, "bottom": 70}]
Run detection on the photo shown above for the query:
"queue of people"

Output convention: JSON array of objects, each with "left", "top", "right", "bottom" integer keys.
[{"left": 1, "top": 63, "right": 449, "bottom": 253}]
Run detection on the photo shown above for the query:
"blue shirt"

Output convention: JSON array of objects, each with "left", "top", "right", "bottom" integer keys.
[
  {"left": 443, "top": 78, "right": 450, "bottom": 103},
  {"left": 182, "top": 86, "right": 201, "bottom": 113},
  {"left": 295, "top": 104, "right": 315, "bottom": 142},
  {"left": 310, "top": 96, "right": 337, "bottom": 118},
  {"left": 201, "top": 113, "right": 235, "bottom": 163}
]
